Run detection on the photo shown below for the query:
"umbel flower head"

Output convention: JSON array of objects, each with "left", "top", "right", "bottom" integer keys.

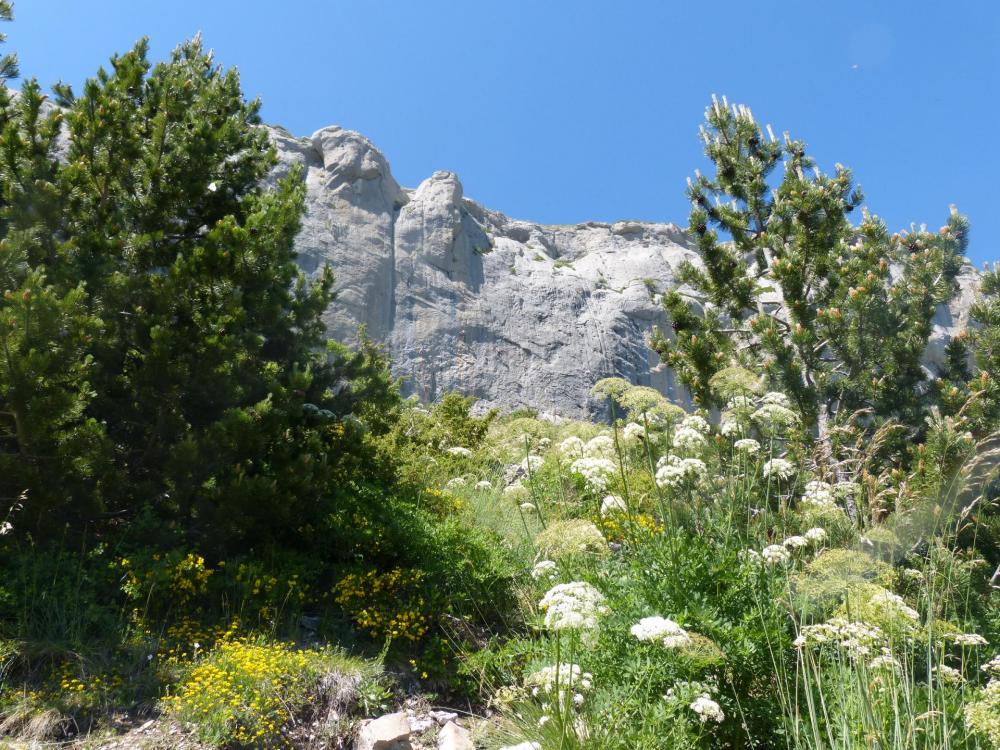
[
  {"left": 763, "top": 458, "right": 795, "bottom": 481},
  {"left": 538, "top": 581, "right": 608, "bottom": 642},
  {"left": 631, "top": 616, "right": 692, "bottom": 649}
]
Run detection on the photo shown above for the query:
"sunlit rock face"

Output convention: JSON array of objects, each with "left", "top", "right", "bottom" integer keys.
[{"left": 270, "top": 124, "right": 980, "bottom": 419}]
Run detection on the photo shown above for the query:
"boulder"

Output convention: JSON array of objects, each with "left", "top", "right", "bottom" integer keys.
[{"left": 356, "top": 712, "right": 411, "bottom": 750}]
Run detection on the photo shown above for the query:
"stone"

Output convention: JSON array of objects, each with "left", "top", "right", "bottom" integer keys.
[
  {"left": 429, "top": 710, "right": 459, "bottom": 726},
  {"left": 356, "top": 712, "right": 412, "bottom": 750},
  {"left": 261, "top": 125, "right": 982, "bottom": 419},
  {"left": 437, "top": 721, "right": 474, "bottom": 750}
]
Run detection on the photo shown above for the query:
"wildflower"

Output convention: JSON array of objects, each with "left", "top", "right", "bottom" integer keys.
[
  {"left": 763, "top": 458, "right": 795, "bottom": 481},
  {"left": 538, "top": 715, "right": 549, "bottom": 727},
  {"left": 794, "top": 617, "right": 884, "bottom": 657},
  {"left": 559, "top": 436, "right": 585, "bottom": 458},
  {"left": 569, "top": 457, "right": 617, "bottom": 492},
  {"left": 600, "top": 495, "right": 627, "bottom": 517},
  {"left": 584, "top": 435, "right": 615, "bottom": 458},
  {"left": 475, "top": 480, "right": 493, "bottom": 490},
  {"left": 935, "top": 665, "right": 964, "bottom": 685},
  {"left": 621, "top": 422, "right": 646, "bottom": 442},
  {"left": 760, "top": 391, "right": 792, "bottom": 408},
  {"left": 762, "top": 544, "right": 791, "bottom": 565},
  {"left": 752, "top": 403, "right": 798, "bottom": 429},
  {"left": 525, "top": 663, "right": 593, "bottom": 694},
  {"left": 783, "top": 535, "right": 808, "bottom": 550},
  {"left": 521, "top": 455, "right": 544, "bottom": 473},
  {"left": 720, "top": 418, "right": 745, "bottom": 437},
  {"left": 535, "top": 520, "right": 608, "bottom": 559},
  {"left": 800, "top": 480, "right": 836, "bottom": 510},
  {"left": 690, "top": 694, "right": 725, "bottom": 723},
  {"left": 531, "top": 560, "right": 557, "bottom": 580},
  {"left": 742, "top": 548, "right": 762, "bottom": 565},
  {"left": 504, "top": 483, "right": 530, "bottom": 502},
  {"left": 804, "top": 527, "right": 828, "bottom": 544},
  {"left": 868, "top": 589, "right": 919, "bottom": 624},
  {"left": 573, "top": 693, "right": 585, "bottom": 707},
  {"left": 655, "top": 455, "right": 707, "bottom": 489},
  {"left": 901, "top": 568, "right": 924, "bottom": 582},
  {"left": 0, "top": 521, "right": 11, "bottom": 535},
  {"left": 726, "top": 394, "right": 755, "bottom": 410},
  {"left": 673, "top": 426, "right": 707, "bottom": 453},
  {"left": 630, "top": 616, "right": 692, "bottom": 649},
  {"left": 520, "top": 502, "right": 537, "bottom": 513},
  {"left": 868, "top": 652, "right": 901, "bottom": 671},
  {"left": 447, "top": 446, "right": 473, "bottom": 457},
  {"left": 538, "top": 582, "right": 607, "bottom": 637},
  {"left": 680, "top": 414, "right": 711, "bottom": 434},
  {"left": 445, "top": 476, "right": 467, "bottom": 489},
  {"left": 951, "top": 633, "right": 988, "bottom": 647},
  {"left": 538, "top": 437, "right": 552, "bottom": 449},
  {"left": 734, "top": 438, "right": 760, "bottom": 454},
  {"left": 982, "top": 655, "right": 1000, "bottom": 675}
]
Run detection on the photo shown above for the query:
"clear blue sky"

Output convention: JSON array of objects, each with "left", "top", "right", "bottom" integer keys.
[{"left": 11, "top": 1, "right": 999, "bottom": 265}]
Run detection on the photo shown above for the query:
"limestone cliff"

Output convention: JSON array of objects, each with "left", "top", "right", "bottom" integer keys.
[{"left": 271, "top": 124, "right": 980, "bottom": 419}]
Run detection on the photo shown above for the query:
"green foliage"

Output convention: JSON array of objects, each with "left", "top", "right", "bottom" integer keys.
[
  {"left": 652, "top": 97, "right": 968, "bottom": 460},
  {"left": 0, "top": 36, "right": 404, "bottom": 556}
]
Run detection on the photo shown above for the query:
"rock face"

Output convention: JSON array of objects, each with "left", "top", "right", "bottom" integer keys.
[{"left": 271, "top": 124, "right": 981, "bottom": 419}]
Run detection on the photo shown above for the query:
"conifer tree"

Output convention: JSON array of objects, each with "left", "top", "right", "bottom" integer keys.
[
  {"left": 652, "top": 97, "right": 968, "bottom": 465},
  {"left": 0, "top": 34, "right": 399, "bottom": 549}
]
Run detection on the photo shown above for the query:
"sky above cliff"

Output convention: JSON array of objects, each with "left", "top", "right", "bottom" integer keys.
[{"left": 12, "top": 1, "right": 999, "bottom": 265}]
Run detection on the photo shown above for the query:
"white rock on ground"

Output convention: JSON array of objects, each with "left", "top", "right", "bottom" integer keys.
[
  {"left": 269, "top": 123, "right": 981, "bottom": 419},
  {"left": 437, "top": 721, "right": 474, "bottom": 750},
  {"left": 356, "top": 711, "right": 412, "bottom": 750}
]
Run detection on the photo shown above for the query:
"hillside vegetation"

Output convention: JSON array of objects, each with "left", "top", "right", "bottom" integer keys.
[{"left": 0, "top": 9, "right": 999, "bottom": 750}]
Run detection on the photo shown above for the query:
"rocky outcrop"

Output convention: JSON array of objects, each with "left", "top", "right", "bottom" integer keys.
[{"left": 271, "top": 125, "right": 981, "bottom": 419}]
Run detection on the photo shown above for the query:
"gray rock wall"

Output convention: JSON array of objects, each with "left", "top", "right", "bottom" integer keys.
[{"left": 271, "top": 124, "right": 981, "bottom": 419}]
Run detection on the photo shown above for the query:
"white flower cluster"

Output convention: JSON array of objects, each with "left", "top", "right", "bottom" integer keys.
[
  {"left": 783, "top": 535, "right": 808, "bottom": 549},
  {"left": 727, "top": 395, "right": 755, "bottom": 410},
  {"left": 794, "top": 617, "right": 885, "bottom": 656},
  {"left": 690, "top": 694, "right": 725, "bottom": 724},
  {"left": 655, "top": 454, "right": 707, "bottom": 489},
  {"left": 762, "top": 544, "right": 790, "bottom": 565},
  {"left": 951, "top": 633, "right": 988, "bottom": 647},
  {"left": 763, "top": 458, "right": 795, "bottom": 481},
  {"left": 520, "top": 454, "right": 544, "bottom": 473},
  {"left": 446, "top": 446, "right": 473, "bottom": 457},
  {"left": 539, "top": 581, "right": 608, "bottom": 638},
  {"left": 761, "top": 391, "right": 792, "bottom": 408},
  {"left": 868, "top": 589, "right": 919, "bottom": 624},
  {"left": 982, "top": 654, "right": 1000, "bottom": 676},
  {"left": 584, "top": 435, "right": 615, "bottom": 458},
  {"left": 868, "top": 651, "right": 902, "bottom": 671},
  {"left": 569, "top": 457, "right": 617, "bottom": 492},
  {"left": 630, "top": 616, "right": 692, "bottom": 649},
  {"left": 531, "top": 560, "right": 558, "bottom": 580},
  {"left": 504, "top": 484, "right": 530, "bottom": 502},
  {"left": 622, "top": 422, "right": 646, "bottom": 442},
  {"left": 672, "top": 414, "right": 711, "bottom": 453},
  {"left": 733, "top": 438, "right": 760, "bottom": 454},
  {"left": 935, "top": 664, "right": 964, "bottom": 685},
  {"left": 599, "top": 495, "right": 627, "bottom": 517},
  {"left": 720, "top": 418, "right": 745, "bottom": 437},
  {"left": 752, "top": 402, "right": 799, "bottom": 430},
  {"left": 475, "top": 480, "right": 492, "bottom": 490},
  {"left": 525, "top": 663, "right": 593, "bottom": 695},
  {"left": 805, "top": 527, "right": 827, "bottom": 543},
  {"left": 800, "top": 480, "right": 836, "bottom": 510},
  {"left": 445, "top": 476, "right": 467, "bottom": 489},
  {"left": 559, "top": 436, "right": 586, "bottom": 459}
]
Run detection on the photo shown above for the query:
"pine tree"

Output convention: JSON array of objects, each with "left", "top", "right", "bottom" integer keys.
[
  {"left": 0, "top": 35, "right": 399, "bottom": 550},
  {"left": 651, "top": 97, "right": 968, "bottom": 466}
]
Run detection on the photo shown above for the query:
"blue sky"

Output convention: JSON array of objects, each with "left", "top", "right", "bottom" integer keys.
[{"left": 11, "top": 1, "right": 999, "bottom": 265}]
